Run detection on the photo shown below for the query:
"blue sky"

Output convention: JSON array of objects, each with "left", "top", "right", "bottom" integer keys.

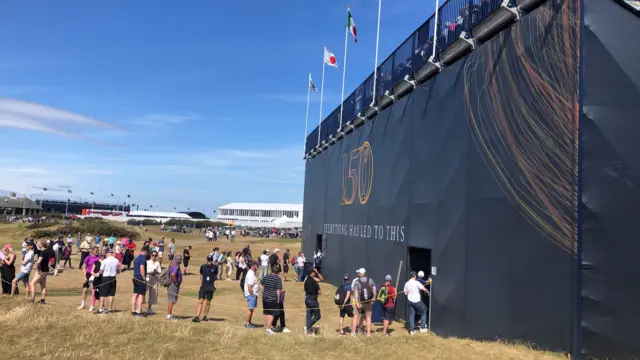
[{"left": 0, "top": 0, "right": 436, "bottom": 214}]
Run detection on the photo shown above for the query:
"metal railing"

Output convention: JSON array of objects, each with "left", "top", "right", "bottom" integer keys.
[{"left": 306, "top": 0, "right": 507, "bottom": 155}]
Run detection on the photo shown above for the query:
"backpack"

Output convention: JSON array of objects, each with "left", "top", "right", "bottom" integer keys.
[
  {"left": 334, "top": 284, "right": 348, "bottom": 305},
  {"left": 377, "top": 285, "right": 388, "bottom": 303},
  {"left": 358, "top": 278, "right": 374, "bottom": 301},
  {"left": 159, "top": 268, "right": 172, "bottom": 287}
]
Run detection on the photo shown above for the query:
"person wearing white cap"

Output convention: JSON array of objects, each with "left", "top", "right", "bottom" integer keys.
[
  {"left": 351, "top": 268, "right": 376, "bottom": 337},
  {"left": 404, "top": 271, "right": 429, "bottom": 335},
  {"left": 379, "top": 274, "right": 398, "bottom": 337}
]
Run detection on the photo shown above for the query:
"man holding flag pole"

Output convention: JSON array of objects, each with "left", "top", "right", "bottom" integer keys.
[
  {"left": 304, "top": 73, "right": 318, "bottom": 157},
  {"left": 339, "top": 6, "right": 358, "bottom": 130},
  {"left": 317, "top": 45, "right": 338, "bottom": 147}
]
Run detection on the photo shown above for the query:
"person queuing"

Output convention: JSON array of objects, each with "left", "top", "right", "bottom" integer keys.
[
  {"left": 294, "top": 252, "right": 305, "bottom": 282},
  {"left": 351, "top": 268, "right": 376, "bottom": 337},
  {"left": 11, "top": 241, "right": 34, "bottom": 298},
  {"left": 259, "top": 250, "right": 269, "bottom": 280},
  {"left": 79, "top": 236, "right": 91, "bottom": 269},
  {"left": 1, "top": 244, "right": 17, "bottom": 295},
  {"left": 146, "top": 250, "right": 162, "bottom": 315},
  {"left": 216, "top": 251, "right": 225, "bottom": 280},
  {"left": 260, "top": 264, "right": 283, "bottom": 335},
  {"left": 167, "top": 254, "right": 183, "bottom": 320},
  {"left": 225, "top": 251, "right": 234, "bottom": 280},
  {"left": 243, "top": 261, "right": 259, "bottom": 329},
  {"left": 168, "top": 239, "right": 176, "bottom": 262},
  {"left": 182, "top": 246, "right": 192, "bottom": 275},
  {"left": 88, "top": 251, "right": 104, "bottom": 312},
  {"left": 78, "top": 247, "right": 100, "bottom": 310},
  {"left": 98, "top": 249, "right": 120, "bottom": 314},
  {"left": 304, "top": 266, "right": 324, "bottom": 336},
  {"left": 157, "top": 237, "right": 165, "bottom": 264},
  {"left": 404, "top": 271, "right": 429, "bottom": 335},
  {"left": 131, "top": 247, "right": 148, "bottom": 317},
  {"left": 378, "top": 274, "right": 397, "bottom": 337},
  {"left": 62, "top": 243, "right": 73, "bottom": 269},
  {"left": 282, "top": 249, "right": 290, "bottom": 282},
  {"left": 270, "top": 265, "right": 289, "bottom": 333},
  {"left": 193, "top": 255, "right": 218, "bottom": 323},
  {"left": 335, "top": 274, "right": 354, "bottom": 336}
]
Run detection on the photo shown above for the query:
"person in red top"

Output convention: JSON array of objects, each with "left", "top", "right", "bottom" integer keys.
[{"left": 381, "top": 274, "right": 397, "bottom": 337}]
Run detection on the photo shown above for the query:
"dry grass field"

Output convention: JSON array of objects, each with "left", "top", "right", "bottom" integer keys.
[{"left": 0, "top": 223, "right": 565, "bottom": 360}]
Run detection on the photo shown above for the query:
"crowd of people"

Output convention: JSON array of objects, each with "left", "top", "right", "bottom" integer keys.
[{"left": 1, "top": 233, "right": 432, "bottom": 337}]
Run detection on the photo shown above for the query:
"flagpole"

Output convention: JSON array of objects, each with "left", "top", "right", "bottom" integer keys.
[
  {"left": 304, "top": 72, "right": 312, "bottom": 156},
  {"left": 432, "top": 0, "right": 440, "bottom": 60},
  {"left": 318, "top": 47, "right": 327, "bottom": 148},
  {"left": 372, "top": 0, "right": 382, "bottom": 105},
  {"left": 339, "top": 7, "right": 350, "bottom": 129}
]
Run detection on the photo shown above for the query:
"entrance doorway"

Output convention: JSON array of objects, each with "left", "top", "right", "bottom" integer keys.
[
  {"left": 315, "top": 234, "right": 327, "bottom": 255},
  {"left": 407, "top": 247, "right": 432, "bottom": 329}
]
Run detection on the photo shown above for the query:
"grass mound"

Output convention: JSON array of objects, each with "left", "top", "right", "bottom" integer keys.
[{"left": 31, "top": 218, "right": 139, "bottom": 240}]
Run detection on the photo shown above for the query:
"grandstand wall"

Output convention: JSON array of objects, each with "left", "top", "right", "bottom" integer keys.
[{"left": 303, "top": 0, "right": 582, "bottom": 355}]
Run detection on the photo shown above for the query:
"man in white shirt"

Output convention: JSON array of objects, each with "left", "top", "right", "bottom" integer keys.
[
  {"left": 98, "top": 249, "right": 121, "bottom": 314},
  {"left": 11, "top": 241, "right": 34, "bottom": 298},
  {"left": 259, "top": 250, "right": 270, "bottom": 280},
  {"left": 243, "top": 261, "right": 259, "bottom": 329},
  {"left": 403, "top": 271, "right": 429, "bottom": 335}
]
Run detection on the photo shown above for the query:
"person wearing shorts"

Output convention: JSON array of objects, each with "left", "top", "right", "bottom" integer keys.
[
  {"left": 380, "top": 275, "right": 397, "bottom": 337},
  {"left": 131, "top": 247, "right": 148, "bottom": 317},
  {"left": 98, "top": 250, "right": 120, "bottom": 314},
  {"left": 167, "top": 255, "right": 183, "bottom": 320},
  {"left": 193, "top": 255, "right": 218, "bottom": 322},
  {"left": 261, "top": 265, "right": 283, "bottom": 334},
  {"left": 30, "top": 241, "right": 53, "bottom": 304},
  {"left": 12, "top": 241, "right": 34, "bottom": 298},
  {"left": 243, "top": 261, "right": 259, "bottom": 329},
  {"left": 338, "top": 274, "right": 354, "bottom": 335}
]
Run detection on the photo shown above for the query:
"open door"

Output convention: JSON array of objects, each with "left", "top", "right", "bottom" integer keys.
[{"left": 407, "top": 246, "right": 432, "bottom": 329}]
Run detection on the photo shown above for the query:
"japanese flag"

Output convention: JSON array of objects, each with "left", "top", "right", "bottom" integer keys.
[{"left": 324, "top": 46, "right": 338, "bottom": 68}]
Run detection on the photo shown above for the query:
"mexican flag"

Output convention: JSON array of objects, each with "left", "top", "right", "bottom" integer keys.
[{"left": 348, "top": 9, "right": 357, "bottom": 43}]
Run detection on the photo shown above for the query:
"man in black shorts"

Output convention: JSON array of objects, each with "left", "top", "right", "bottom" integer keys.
[
  {"left": 193, "top": 255, "right": 218, "bottom": 322},
  {"left": 98, "top": 249, "right": 120, "bottom": 314},
  {"left": 260, "top": 264, "right": 283, "bottom": 335},
  {"left": 337, "top": 274, "right": 354, "bottom": 335}
]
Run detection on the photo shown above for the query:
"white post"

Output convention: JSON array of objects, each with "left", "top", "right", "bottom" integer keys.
[
  {"left": 428, "top": 277, "right": 433, "bottom": 330},
  {"left": 339, "top": 7, "right": 350, "bottom": 129},
  {"left": 372, "top": 0, "right": 382, "bottom": 104},
  {"left": 432, "top": 0, "right": 440, "bottom": 60},
  {"left": 318, "top": 48, "right": 327, "bottom": 148},
  {"left": 304, "top": 73, "right": 312, "bottom": 156}
]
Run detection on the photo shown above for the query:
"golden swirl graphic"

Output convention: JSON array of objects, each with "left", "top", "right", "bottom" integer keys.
[
  {"left": 463, "top": 1, "right": 580, "bottom": 254},
  {"left": 342, "top": 141, "right": 374, "bottom": 205}
]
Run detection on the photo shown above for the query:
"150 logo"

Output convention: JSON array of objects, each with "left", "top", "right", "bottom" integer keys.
[{"left": 342, "top": 141, "right": 374, "bottom": 205}]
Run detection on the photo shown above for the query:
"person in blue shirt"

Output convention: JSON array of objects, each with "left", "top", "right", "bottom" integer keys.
[
  {"left": 131, "top": 247, "right": 148, "bottom": 317},
  {"left": 95, "top": 234, "right": 101, "bottom": 247},
  {"left": 108, "top": 234, "right": 116, "bottom": 249},
  {"left": 338, "top": 274, "right": 354, "bottom": 336}
]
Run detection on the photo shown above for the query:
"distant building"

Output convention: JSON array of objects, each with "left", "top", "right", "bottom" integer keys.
[
  {"left": 216, "top": 202, "right": 303, "bottom": 228},
  {"left": 0, "top": 196, "right": 42, "bottom": 215}
]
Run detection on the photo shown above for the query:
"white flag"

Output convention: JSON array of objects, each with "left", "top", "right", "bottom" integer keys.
[{"left": 324, "top": 46, "right": 338, "bottom": 68}]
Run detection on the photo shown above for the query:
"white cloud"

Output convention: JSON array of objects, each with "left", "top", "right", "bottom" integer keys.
[
  {"left": 131, "top": 113, "right": 199, "bottom": 127},
  {"left": 83, "top": 169, "right": 115, "bottom": 175},
  {"left": 0, "top": 98, "right": 120, "bottom": 142}
]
